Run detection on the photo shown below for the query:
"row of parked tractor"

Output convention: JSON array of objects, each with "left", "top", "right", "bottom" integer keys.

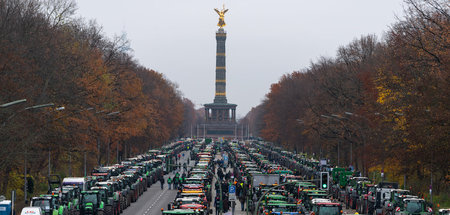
[
  {"left": 250, "top": 141, "right": 449, "bottom": 215},
  {"left": 330, "top": 170, "right": 434, "bottom": 215},
  {"left": 220, "top": 140, "right": 343, "bottom": 215},
  {"left": 19, "top": 140, "right": 189, "bottom": 215},
  {"left": 161, "top": 141, "right": 215, "bottom": 215}
]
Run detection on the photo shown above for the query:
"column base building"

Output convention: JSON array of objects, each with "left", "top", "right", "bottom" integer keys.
[
  {"left": 203, "top": 103, "right": 237, "bottom": 137},
  {"left": 201, "top": 14, "right": 238, "bottom": 139}
]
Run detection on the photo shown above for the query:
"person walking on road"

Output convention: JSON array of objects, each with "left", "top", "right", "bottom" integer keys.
[
  {"left": 167, "top": 177, "right": 172, "bottom": 190},
  {"left": 159, "top": 176, "right": 165, "bottom": 190},
  {"left": 214, "top": 196, "right": 221, "bottom": 215},
  {"left": 239, "top": 193, "right": 245, "bottom": 211}
]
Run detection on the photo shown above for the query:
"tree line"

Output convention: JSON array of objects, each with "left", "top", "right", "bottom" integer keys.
[
  {"left": 0, "top": 0, "right": 197, "bottom": 199},
  {"left": 242, "top": 0, "right": 449, "bottom": 195}
]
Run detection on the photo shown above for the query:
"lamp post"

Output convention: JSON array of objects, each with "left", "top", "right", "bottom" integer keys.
[
  {"left": 234, "top": 124, "right": 237, "bottom": 140},
  {"left": 2, "top": 103, "right": 54, "bottom": 127},
  {"left": 0, "top": 99, "right": 27, "bottom": 108},
  {"left": 321, "top": 114, "right": 350, "bottom": 166},
  {"left": 48, "top": 106, "right": 65, "bottom": 178},
  {"left": 105, "top": 111, "right": 120, "bottom": 165},
  {"left": 92, "top": 110, "right": 120, "bottom": 166},
  {"left": 20, "top": 103, "right": 55, "bottom": 204},
  {"left": 343, "top": 112, "right": 369, "bottom": 174}
]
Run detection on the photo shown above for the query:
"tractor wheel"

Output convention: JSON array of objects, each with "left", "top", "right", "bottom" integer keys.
[
  {"left": 130, "top": 190, "right": 136, "bottom": 203},
  {"left": 120, "top": 200, "right": 124, "bottom": 213},
  {"left": 122, "top": 196, "right": 126, "bottom": 209},
  {"left": 104, "top": 205, "right": 113, "bottom": 215},
  {"left": 365, "top": 202, "right": 369, "bottom": 215},
  {"left": 127, "top": 194, "right": 131, "bottom": 207}
]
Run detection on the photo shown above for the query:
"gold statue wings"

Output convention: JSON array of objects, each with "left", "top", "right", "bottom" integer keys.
[{"left": 214, "top": 5, "right": 228, "bottom": 28}]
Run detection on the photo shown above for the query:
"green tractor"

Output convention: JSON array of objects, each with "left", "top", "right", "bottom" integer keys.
[
  {"left": 53, "top": 186, "right": 80, "bottom": 215},
  {"left": 109, "top": 176, "right": 131, "bottom": 210},
  {"left": 122, "top": 171, "right": 141, "bottom": 202},
  {"left": 395, "top": 198, "right": 433, "bottom": 215},
  {"left": 330, "top": 168, "right": 352, "bottom": 199},
  {"left": 77, "top": 191, "right": 104, "bottom": 215},
  {"left": 92, "top": 182, "right": 121, "bottom": 215},
  {"left": 30, "top": 194, "right": 68, "bottom": 215}
]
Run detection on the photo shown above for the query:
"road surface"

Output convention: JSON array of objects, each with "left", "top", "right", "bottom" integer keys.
[{"left": 122, "top": 151, "right": 190, "bottom": 215}]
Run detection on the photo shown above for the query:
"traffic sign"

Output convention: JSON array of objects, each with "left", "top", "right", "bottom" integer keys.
[
  {"left": 229, "top": 185, "right": 236, "bottom": 201},
  {"left": 229, "top": 185, "right": 235, "bottom": 193}
]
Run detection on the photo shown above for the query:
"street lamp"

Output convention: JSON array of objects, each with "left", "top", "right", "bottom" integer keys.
[
  {"left": 24, "top": 103, "right": 54, "bottom": 110},
  {"left": 341, "top": 112, "right": 369, "bottom": 174},
  {"left": 320, "top": 114, "right": 332, "bottom": 119},
  {"left": 20, "top": 102, "right": 55, "bottom": 204},
  {"left": 344, "top": 111, "right": 354, "bottom": 116},
  {"left": 105, "top": 111, "right": 120, "bottom": 165},
  {"left": 55, "top": 106, "right": 65, "bottom": 111},
  {"left": 320, "top": 114, "right": 351, "bottom": 167},
  {"left": 0, "top": 99, "right": 27, "bottom": 108}
]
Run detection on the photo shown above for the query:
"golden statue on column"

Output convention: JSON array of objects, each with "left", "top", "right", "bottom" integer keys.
[{"left": 214, "top": 5, "right": 228, "bottom": 28}]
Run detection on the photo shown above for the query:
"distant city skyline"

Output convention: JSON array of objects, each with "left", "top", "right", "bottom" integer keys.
[{"left": 75, "top": 0, "right": 405, "bottom": 118}]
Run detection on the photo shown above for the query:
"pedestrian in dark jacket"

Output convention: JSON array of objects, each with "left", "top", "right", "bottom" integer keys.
[
  {"left": 159, "top": 176, "right": 165, "bottom": 190},
  {"left": 214, "top": 196, "right": 220, "bottom": 215},
  {"left": 223, "top": 195, "right": 229, "bottom": 212},
  {"left": 239, "top": 191, "right": 245, "bottom": 210}
]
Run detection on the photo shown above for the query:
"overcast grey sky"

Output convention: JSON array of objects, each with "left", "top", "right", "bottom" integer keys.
[{"left": 75, "top": 0, "right": 405, "bottom": 118}]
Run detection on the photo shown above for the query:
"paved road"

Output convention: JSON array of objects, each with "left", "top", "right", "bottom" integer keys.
[
  {"left": 212, "top": 151, "right": 246, "bottom": 215},
  {"left": 122, "top": 151, "right": 190, "bottom": 215}
]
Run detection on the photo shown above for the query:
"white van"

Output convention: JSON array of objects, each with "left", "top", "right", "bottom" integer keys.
[
  {"left": 20, "top": 207, "right": 43, "bottom": 215},
  {"left": 62, "top": 177, "right": 87, "bottom": 191}
]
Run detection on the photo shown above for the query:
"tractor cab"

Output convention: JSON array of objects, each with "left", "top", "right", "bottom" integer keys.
[
  {"left": 79, "top": 191, "right": 104, "bottom": 215},
  {"left": 396, "top": 198, "right": 432, "bottom": 215},
  {"left": 161, "top": 209, "right": 201, "bottom": 214},
  {"left": 311, "top": 202, "right": 343, "bottom": 215},
  {"left": 264, "top": 203, "right": 301, "bottom": 215},
  {"left": 30, "top": 195, "right": 63, "bottom": 215}
]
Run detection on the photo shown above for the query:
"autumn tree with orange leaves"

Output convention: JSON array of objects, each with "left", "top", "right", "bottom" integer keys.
[
  {"left": 244, "top": 0, "right": 449, "bottom": 195},
  {"left": 0, "top": 0, "right": 195, "bottom": 201}
]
